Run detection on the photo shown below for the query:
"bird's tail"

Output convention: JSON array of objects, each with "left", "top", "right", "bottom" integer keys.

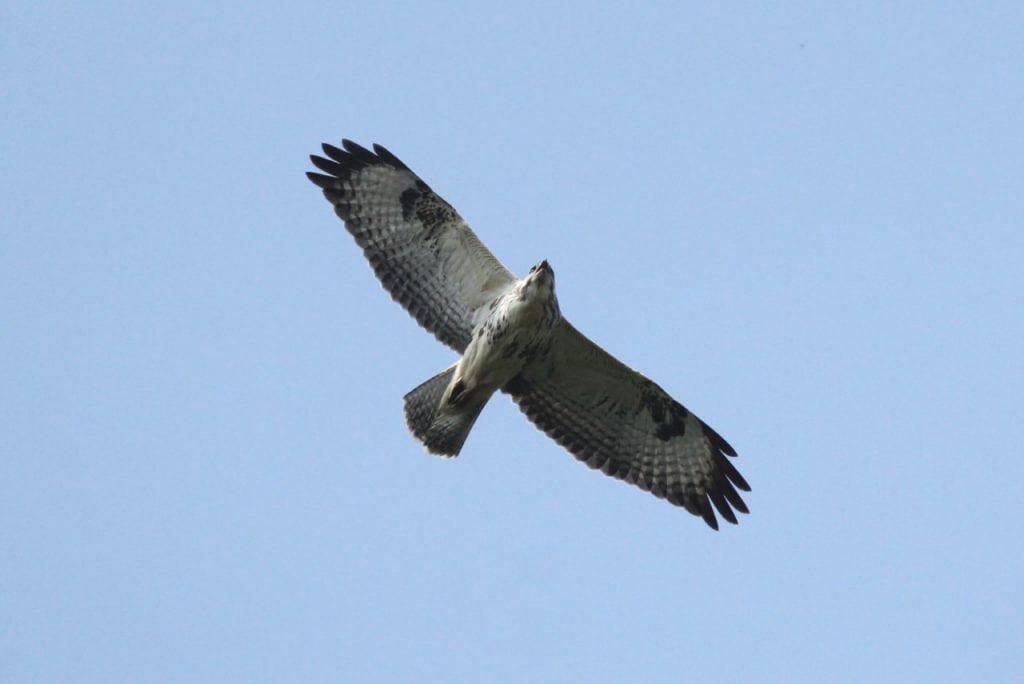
[{"left": 403, "top": 365, "right": 487, "bottom": 457}]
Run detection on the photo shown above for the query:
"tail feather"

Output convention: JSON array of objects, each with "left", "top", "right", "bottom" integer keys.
[
  {"left": 404, "top": 366, "right": 455, "bottom": 442},
  {"left": 403, "top": 366, "right": 487, "bottom": 456}
]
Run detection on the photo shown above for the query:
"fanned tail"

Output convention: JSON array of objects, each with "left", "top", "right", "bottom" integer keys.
[{"left": 403, "top": 366, "right": 487, "bottom": 456}]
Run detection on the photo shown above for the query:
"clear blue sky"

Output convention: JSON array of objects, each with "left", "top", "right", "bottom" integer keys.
[{"left": 4, "top": 2, "right": 1022, "bottom": 681}]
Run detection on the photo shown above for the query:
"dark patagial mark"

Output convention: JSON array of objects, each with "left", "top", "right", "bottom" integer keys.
[
  {"left": 517, "top": 336, "right": 554, "bottom": 362},
  {"left": 542, "top": 299, "right": 560, "bottom": 326}
]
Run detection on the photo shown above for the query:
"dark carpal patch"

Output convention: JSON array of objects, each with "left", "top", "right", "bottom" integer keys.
[
  {"left": 638, "top": 380, "right": 689, "bottom": 441},
  {"left": 399, "top": 188, "right": 420, "bottom": 221},
  {"left": 415, "top": 194, "right": 457, "bottom": 239}
]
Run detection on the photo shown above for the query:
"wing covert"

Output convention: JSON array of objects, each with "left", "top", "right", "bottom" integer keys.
[{"left": 307, "top": 140, "right": 515, "bottom": 352}]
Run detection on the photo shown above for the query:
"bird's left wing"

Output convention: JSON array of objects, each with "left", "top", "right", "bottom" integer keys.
[
  {"left": 504, "top": 320, "right": 749, "bottom": 529},
  {"left": 307, "top": 140, "right": 516, "bottom": 352}
]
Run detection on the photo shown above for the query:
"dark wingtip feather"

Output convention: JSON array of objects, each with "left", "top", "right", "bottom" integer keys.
[
  {"left": 718, "top": 475, "right": 749, "bottom": 514},
  {"left": 708, "top": 487, "right": 738, "bottom": 525},
  {"left": 372, "top": 143, "right": 409, "bottom": 169},
  {"left": 716, "top": 452, "right": 751, "bottom": 492},
  {"left": 321, "top": 142, "right": 347, "bottom": 162},
  {"left": 704, "top": 421, "right": 737, "bottom": 457},
  {"left": 311, "top": 140, "right": 408, "bottom": 181},
  {"left": 341, "top": 139, "right": 377, "bottom": 162},
  {"left": 728, "top": 494, "right": 750, "bottom": 515},
  {"left": 700, "top": 501, "right": 720, "bottom": 530},
  {"left": 310, "top": 154, "right": 345, "bottom": 176},
  {"left": 306, "top": 171, "right": 336, "bottom": 188}
]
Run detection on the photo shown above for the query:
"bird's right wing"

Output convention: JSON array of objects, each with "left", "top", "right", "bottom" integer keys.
[
  {"left": 307, "top": 140, "right": 516, "bottom": 353},
  {"left": 505, "top": 320, "right": 749, "bottom": 529}
]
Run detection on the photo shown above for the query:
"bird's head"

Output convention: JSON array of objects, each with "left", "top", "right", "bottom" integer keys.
[
  {"left": 524, "top": 259, "right": 554, "bottom": 288},
  {"left": 528, "top": 259, "right": 553, "bottom": 278},
  {"left": 518, "top": 259, "right": 558, "bottom": 311}
]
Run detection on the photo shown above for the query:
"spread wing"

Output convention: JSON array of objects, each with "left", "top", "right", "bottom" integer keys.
[
  {"left": 504, "top": 320, "right": 749, "bottom": 530},
  {"left": 307, "top": 140, "right": 515, "bottom": 352}
]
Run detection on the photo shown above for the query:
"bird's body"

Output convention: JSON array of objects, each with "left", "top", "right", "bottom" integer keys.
[
  {"left": 307, "top": 140, "right": 750, "bottom": 529},
  {"left": 405, "top": 260, "right": 560, "bottom": 456}
]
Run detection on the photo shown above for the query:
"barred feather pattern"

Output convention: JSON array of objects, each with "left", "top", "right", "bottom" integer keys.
[
  {"left": 307, "top": 140, "right": 515, "bottom": 353},
  {"left": 504, "top": 321, "right": 749, "bottom": 529}
]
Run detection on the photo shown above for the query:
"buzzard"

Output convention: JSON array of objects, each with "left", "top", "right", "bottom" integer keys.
[{"left": 307, "top": 140, "right": 749, "bottom": 529}]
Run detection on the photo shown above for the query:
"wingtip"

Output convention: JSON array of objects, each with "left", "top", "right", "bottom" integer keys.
[
  {"left": 372, "top": 142, "right": 409, "bottom": 170},
  {"left": 313, "top": 139, "right": 410, "bottom": 174},
  {"left": 701, "top": 506, "right": 720, "bottom": 530},
  {"left": 310, "top": 153, "right": 344, "bottom": 177},
  {"left": 306, "top": 171, "right": 335, "bottom": 188},
  {"left": 709, "top": 488, "right": 738, "bottom": 526},
  {"left": 321, "top": 142, "right": 346, "bottom": 162},
  {"left": 341, "top": 139, "right": 376, "bottom": 162}
]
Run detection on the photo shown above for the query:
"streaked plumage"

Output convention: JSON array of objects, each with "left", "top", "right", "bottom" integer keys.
[{"left": 307, "top": 140, "right": 749, "bottom": 529}]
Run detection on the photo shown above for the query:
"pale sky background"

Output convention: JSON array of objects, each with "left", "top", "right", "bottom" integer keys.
[{"left": 3, "top": 2, "right": 1023, "bottom": 682}]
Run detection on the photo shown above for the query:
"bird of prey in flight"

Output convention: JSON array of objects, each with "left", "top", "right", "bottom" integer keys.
[{"left": 307, "top": 140, "right": 749, "bottom": 529}]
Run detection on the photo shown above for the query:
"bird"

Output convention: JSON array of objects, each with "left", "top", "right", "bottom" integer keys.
[{"left": 306, "top": 140, "right": 749, "bottom": 529}]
